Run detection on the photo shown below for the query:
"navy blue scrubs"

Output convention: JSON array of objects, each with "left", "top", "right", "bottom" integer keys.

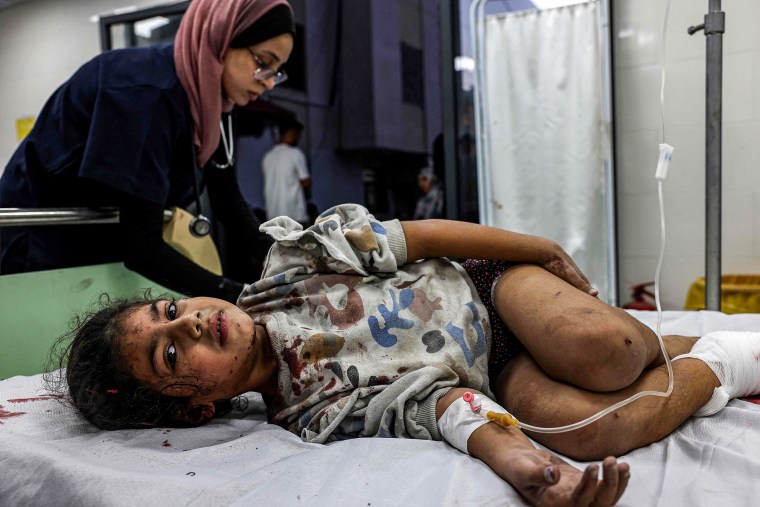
[{"left": 0, "top": 43, "right": 268, "bottom": 301}]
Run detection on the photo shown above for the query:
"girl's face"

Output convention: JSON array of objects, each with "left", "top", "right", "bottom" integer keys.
[
  {"left": 222, "top": 33, "right": 294, "bottom": 106},
  {"left": 119, "top": 297, "right": 275, "bottom": 404}
]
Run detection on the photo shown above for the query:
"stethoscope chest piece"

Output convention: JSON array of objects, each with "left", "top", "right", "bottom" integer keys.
[
  {"left": 189, "top": 214, "right": 212, "bottom": 237},
  {"left": 188, "top": 116, "right": 234, "bottom": 238}
]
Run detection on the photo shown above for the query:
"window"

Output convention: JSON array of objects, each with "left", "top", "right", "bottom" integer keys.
[
  {"left": 401, "top": 42, "right": 424, "bottom": 107},
  {"left": 99, "top": 1, "right": 190, "bottom": 51}
]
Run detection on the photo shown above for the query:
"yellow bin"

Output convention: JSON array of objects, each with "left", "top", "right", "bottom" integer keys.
[{"left": 685, "top": 275, "right": 760, "bottom": 314}]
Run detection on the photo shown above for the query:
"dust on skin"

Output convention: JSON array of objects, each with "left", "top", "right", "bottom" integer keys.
[
  {"left": 121, "top": 321, "right": 146, "bottom": 374},
  {"left": 545, "top": 303, "right": 601, "bottom": 336},
  {"left": 544, "top": 314, "right": 574, "bottom": 336}
]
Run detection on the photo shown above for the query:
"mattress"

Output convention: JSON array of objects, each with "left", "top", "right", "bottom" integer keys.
[{"left": 1, "top": 310, "right": 759, "bottom": 506}]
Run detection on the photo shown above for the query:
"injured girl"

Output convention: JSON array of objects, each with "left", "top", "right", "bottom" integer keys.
[{"left": 51, "top": 204, "right": 760, "bottom": 507}]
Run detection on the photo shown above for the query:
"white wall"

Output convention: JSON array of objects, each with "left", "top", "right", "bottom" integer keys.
[
  {"left": 0, "top": 0, "right": 163, "bottom": 170},
  {"left": 5, "top": 0, "right": 759, "bottom": 312},
  {"left": 614, "top": 0, "right": 760, "bottom": 310}
]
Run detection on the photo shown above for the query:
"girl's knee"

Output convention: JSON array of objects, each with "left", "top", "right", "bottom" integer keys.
[{"left": 554, "top": 323, "right": 651, "bottom": 392}]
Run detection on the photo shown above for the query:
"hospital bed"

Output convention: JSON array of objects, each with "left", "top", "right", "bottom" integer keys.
[{"left": 2, "top": 309, "right": 760, "bottom": 506}]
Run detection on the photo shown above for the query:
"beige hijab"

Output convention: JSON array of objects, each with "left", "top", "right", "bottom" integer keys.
[{"left": 174, "top": 0, "right": 290, "bottom": 167}]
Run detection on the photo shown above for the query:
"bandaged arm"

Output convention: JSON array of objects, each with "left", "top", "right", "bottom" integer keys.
[
  {"left": 436, "top": 388, "right": 548, "bottom": 476},
  {"left": 435, "top": 388, "right": 629, "bottom": 506}
]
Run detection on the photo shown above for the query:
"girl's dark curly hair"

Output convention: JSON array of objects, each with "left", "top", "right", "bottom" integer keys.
[{"left": 45, "top": 291, "right": 232, "bottom": 430}]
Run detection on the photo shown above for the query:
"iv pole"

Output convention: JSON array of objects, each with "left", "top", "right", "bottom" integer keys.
[{"left": 688, "top": 0, "right": 725, "bottom": 311}]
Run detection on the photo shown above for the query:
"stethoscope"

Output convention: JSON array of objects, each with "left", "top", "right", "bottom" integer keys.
[
  {"left": 189, "top": 153, "right": 212, "bottom": 237},
  {"left": 188, "top": 116, "right": 234, "bottom": 238}
]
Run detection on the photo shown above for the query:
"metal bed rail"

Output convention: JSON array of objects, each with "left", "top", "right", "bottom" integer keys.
[{"left": 0, "top": 208, "right": 173, "bottom": 227}]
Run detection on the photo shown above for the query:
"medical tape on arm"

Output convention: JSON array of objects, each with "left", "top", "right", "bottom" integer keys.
[{"left": 437, "top": 392, "right": 516, "bottom": 454}]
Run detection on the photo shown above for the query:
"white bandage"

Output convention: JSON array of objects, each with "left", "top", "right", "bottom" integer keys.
[
  {"left": 675, "top": 331, "right": 760, "bottom": 416},
  {"left": 437, "top": 393, "right": 510, "bottom": 454}
]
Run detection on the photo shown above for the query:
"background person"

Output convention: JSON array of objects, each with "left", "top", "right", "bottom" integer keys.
[
  {"left": 0, "top": 0, "right": 295, "bottom": 303},
  {"left": 413, "top": 166, "right": 444, "bottom": 220},
  {"left": 261, "top": 118, "right": 312, "bottom": 226}
]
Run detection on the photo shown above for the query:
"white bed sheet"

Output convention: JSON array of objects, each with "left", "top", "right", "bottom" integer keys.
[{"left": 1, "top": 310, "right": 760, "bottom": 506}]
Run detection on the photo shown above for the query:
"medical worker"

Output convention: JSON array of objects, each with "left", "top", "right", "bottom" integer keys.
[{"left": 0, "top": 0, "right": 294, "bottom": 303}]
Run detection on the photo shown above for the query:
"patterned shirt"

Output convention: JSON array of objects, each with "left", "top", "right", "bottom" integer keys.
[{"left": 238, "top": 204, "right": 492, "bottom": 443}]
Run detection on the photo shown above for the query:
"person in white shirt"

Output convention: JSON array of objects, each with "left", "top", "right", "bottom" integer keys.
[{"left": 261, "top": 118, "right": 312, "bottom": 225}]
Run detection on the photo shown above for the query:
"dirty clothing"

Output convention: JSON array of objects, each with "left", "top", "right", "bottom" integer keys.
[{"left": 237, "top": 204, "right": 493, "bottom": 443}]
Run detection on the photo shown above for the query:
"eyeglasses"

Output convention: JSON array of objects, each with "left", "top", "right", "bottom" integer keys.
[{"left": 247, "top": 48, "right": 288, "bottom": 86}]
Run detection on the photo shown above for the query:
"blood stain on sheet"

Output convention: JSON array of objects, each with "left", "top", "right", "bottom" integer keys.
[
  {"left": 163, "top": 440, "right": 171, "bottom": 447},
  {"left": 0, "top": 404, "right": 26, "bottom": 424},
  {"left": 8, "top": 394, "right": 66, "bottom": 403},
  {"left": 742, "top": 395, "right": 760, "bottom": 405}
]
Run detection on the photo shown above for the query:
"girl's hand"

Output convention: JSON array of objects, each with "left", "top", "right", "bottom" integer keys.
[
  {"left": 508, "top": 452, "right": 629, "bottom": 507},
  {"left": 443, "top": 390, "right": 628, "bottom": 506},
  {"left": 541, "top": 243, "right": 598, "bottom": 298},
  {"left": 401, "top": 220, "right": 599, "bottom": 297}
]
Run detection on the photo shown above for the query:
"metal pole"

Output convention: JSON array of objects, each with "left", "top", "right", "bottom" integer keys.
[
  {"left": 705, "top": 0, "right": 724, "bottom": 311},
  {"left": 440, "top": 0, "right": 462, "bottom": 220},
  {"left": 688, "top": 1, "right": 725, "bottom": 311}
]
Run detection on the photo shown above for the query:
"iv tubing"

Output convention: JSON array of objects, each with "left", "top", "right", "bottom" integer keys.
[
  {"left": 506, "top": 0, "right": 676, "bottom": 435},
  {"left": 516, "top": 178, "right": 674, "bottom": 434}
]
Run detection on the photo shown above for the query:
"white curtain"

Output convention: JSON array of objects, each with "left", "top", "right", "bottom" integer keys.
[{"left": 477, "top": 1, "right": 614, "bottom": 302}]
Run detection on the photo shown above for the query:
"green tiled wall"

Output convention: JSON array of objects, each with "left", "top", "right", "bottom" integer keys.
[{"left": 0, "top": 263, "right": 181, "bottom": 379}]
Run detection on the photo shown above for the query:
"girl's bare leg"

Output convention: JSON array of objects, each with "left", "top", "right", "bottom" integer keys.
[
  {"left": 493, "top": 354, "right": 719, "bottom": 461},
  {"left": 488, "top": 264, "right": 719, "bottom": 460},
  {"left": 492, "top": 264, "right": 691, "bottom": 391}
]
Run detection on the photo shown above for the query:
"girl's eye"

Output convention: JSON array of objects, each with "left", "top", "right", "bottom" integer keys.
[
  {"left": 166, "top": 343, "right": 177, "bottom": 369},
  {"left": 166, "top": 301, "right": 178, "bottom": 320}
]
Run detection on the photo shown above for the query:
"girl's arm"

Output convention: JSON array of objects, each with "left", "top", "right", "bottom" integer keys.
[
  {"left": 400, "top": 219, "right": 597, "bottom": 296},
  {"left": 436, "top": 388, "right": 629, "bottom": 506}
]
